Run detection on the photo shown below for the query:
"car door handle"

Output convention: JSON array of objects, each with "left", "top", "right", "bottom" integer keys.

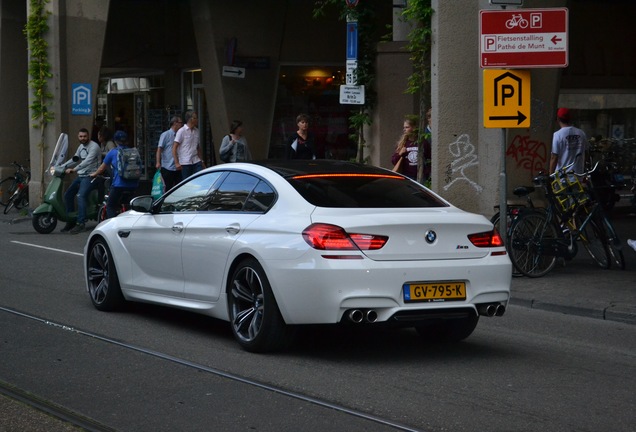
[
  {"left": 225, "top": 223, "right": 240, "bottom": 235},
  {"left": 172, "top": 223, "right": 184, "bottom": 233}
]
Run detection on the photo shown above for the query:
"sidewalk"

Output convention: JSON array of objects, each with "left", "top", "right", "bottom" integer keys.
[{"left": 508, "top": 205, "right": 636, "bottom": 324}]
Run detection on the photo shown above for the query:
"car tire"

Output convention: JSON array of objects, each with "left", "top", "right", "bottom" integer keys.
[
  {"left": 32, "top": 212, "right": 57, "bottom": 234},
  {"left": 228, "top": 258, "right": 295, "bottom": 353},
  {"left": 86, "top": 238, "right": 125, "bottom": 311},
  {"left": 415, "top": 313, "right": 479, "bottom": 343}
]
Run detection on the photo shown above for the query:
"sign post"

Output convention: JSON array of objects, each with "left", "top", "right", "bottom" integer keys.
[
  {"left": 341, "top": 6, "right": 364, "bottom": 105},
  {"left": 480, "top": 8, "right": 568, "bottom": 68},
  {"left": 480, "top": 8, "right": 568, "bottom": 241}
]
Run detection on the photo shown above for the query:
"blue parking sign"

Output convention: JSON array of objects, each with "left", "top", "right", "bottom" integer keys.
[{"left": 71, "top": 83, "right": 92, "bottom": 116}]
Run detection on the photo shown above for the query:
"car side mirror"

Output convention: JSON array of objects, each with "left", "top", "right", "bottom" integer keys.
[{"left": 130, "top": 196, "right": 153, "bottom": 213}]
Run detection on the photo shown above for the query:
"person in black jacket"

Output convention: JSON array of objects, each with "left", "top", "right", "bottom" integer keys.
[{"left": 288, "top": 113, "right": 316, "bottom": 159}]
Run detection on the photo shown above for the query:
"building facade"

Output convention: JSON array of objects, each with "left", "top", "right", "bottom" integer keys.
[{"left": 1, "top": 0, "right": 634, "bottom": 216}]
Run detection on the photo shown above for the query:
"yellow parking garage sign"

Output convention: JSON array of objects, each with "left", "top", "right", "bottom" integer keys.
[{"left": 483, "top": 69, "right": 530, "bottom": 128}]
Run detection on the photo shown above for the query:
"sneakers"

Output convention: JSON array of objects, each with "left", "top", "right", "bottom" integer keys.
[
  {"left": 60, "top": 221, "right": 76, "bottom": 233},
  {"left": 628, "top": 239, "right": 636, "bottom": 252},
  {"left": 69, "top": 223, "right": 86, "bottom": 234}
]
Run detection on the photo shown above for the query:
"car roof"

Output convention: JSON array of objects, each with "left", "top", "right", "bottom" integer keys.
[{"left": 249, "top": 159, "right": 392, "bottom": 179}]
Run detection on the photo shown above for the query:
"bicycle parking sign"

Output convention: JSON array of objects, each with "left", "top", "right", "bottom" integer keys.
[{"left": 480, "top": 8, "right": 568, "bottom": 68}]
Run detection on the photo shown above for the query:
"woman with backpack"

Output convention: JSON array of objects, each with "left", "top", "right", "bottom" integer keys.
[{"left": 90, "top": 130, "right": 141, "bottom": 219}]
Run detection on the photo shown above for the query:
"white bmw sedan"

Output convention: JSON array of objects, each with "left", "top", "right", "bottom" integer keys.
[{"left": 85, "top": 160, "right": 511, "bottom": 352}]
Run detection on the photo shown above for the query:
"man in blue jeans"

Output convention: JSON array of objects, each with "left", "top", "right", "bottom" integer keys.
[
  {"left": 62, "top": 128, "right": 101, "bottom": 234},
  {"left": 90, "top": 131, "right": 139, "bottom": 219}
]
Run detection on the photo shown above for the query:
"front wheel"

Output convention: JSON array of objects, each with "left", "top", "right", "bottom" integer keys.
[
  {"left": 508, "top": 211, "right": 557, "bottom": 278},
  {"left": 0, "top": 177, "right": 17, "bottom": 207},
  {"left": 86, "top": 238, "right": 125, "bottom": 311},
  {"left": 228, "top": 258, "right": 295, "bottom": 352},
  {"left": 32, "top": 212, "right": 58, "bottom": 234},
  {"left": 97, "top": 204, "right": 107, "bottom": 223}
]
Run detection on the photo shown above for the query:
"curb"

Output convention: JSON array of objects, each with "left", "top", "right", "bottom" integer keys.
[{"left": 509, "top": 297, "right": 636, "bottom": 325}]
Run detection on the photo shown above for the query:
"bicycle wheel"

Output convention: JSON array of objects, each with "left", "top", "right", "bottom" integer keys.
[
  {"left": 491, "top": 211, "right": 522, "bottom": 277},
  {"left": 508, "top": 211, "right": 557, "bottom": 278},
  {"left": 0, "top": 177, "right": 17, "bottom": 207},
  {"left": 598, "top": 213, "right": 625, "bottom": 270},
  {"left": 573, "top": 210, "right": 610, "bottom": 269}
]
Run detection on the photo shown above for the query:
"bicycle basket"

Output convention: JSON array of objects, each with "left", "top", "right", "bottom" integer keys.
[{"left": 550, "top": 172, "right": 588, "bottom": 211}]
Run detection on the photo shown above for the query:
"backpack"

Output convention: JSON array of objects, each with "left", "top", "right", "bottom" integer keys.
[{"left": 116, "top": 147, "right": 143, "bottom": 180}]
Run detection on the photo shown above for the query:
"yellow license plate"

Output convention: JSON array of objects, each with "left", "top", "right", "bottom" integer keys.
[{"left": 403, "top": 282, "right": 466, "bottom": 303}]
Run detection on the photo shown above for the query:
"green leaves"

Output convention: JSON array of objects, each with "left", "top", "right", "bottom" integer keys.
[{"left": 24, "top": 0, "right": 54, "bottom": 129}]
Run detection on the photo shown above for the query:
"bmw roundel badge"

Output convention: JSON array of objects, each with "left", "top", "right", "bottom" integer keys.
[{"left": 425, "top": 230, "right": 437, "bottom": 244}]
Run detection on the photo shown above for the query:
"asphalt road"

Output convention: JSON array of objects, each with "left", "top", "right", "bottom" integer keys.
[{"left": 1, "top": 214, "right": 635, "bottom": 431}]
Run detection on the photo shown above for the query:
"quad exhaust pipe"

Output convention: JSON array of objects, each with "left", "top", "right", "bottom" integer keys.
[
  {"left": 347, "top": 309, "right": 378, "bottom": 323},
  {"left": 477, "top": 303, "right": 506, "bottom": 317}
]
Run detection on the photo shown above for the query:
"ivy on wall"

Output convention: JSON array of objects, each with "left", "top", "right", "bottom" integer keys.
[
  {"left": 24, "top": 0, "right": 54, "bottom": 198},
  {"left": 401, "top": 0, "right": 433, "bottom": 184}
]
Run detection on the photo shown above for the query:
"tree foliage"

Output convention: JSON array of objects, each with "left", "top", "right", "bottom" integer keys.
[{"left": 402, "top": 0, "right": 433, "bottom": 185}]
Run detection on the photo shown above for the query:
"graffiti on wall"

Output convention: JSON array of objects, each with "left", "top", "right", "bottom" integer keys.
[
  {"left": 506, "top": 134, "right": 548, "bottom": 175},
  {"left": 443, "top": 134, "right": 483, "bottom": 193}
]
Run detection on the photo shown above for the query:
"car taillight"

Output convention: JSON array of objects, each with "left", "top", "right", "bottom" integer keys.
[
  {"left": 468, "top": 229, "right": 504, "bottom": 248},
  {"left": 302, "top": 223, "right": 388, "bottom": 250}
]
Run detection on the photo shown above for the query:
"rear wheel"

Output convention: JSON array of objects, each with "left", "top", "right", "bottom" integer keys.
[
  {"left": 0, "top": 177, "right": 17, "bottom": 207},
  {"left": 573, "top": 210, "right": 610, "bottom": 269},
  {"left": 508, "top": 211, "right": 557, "bottom": 278},
  {"left": 86, "top": 238, "right": 125, "bottom": 311},
  {"left": 32, "top": 212, "right": 58, "bottom": 234},
  {"left": 228, "top": 258, "right": 295, "bottom": 352},
  {"left": 415, "top": 313, "right": 479, "bottom": 343},
  {"left": 491, "top": 211, "right": 522, "bottom": 277}
]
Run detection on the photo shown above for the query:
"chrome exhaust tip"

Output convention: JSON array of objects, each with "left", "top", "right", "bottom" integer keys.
[
  {"left": 365, "top": 309, "right": 378, "bottom": 323},
  {"left": 348, "top": 309, "right": 364, "bottom": 323},
  {"left": 478, "top": 304, "right": 497, "bottom": 317},
  {"left": 495, "top": 304, "right": 506, "bottom": 316}
]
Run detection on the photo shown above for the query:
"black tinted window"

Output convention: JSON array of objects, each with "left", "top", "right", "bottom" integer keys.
[
  {"left": 161, "top": 172, "right": 223, "bottom": 212},
  {"left": 205, "top": 172, "right": 260, "bottom": 211},
  {"left": 244, "top": 181, "right": 276, "bottom": 212},
  {"left": 288, "top": 175, "right": 447, "bottom": 208}
]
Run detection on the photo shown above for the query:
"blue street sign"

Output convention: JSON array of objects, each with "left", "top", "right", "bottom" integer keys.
[
  {"left": 71, "top": 83, "right": 92, "bottom": 116},
  {"left": 346, "top": 22, "right": 358, "bottom": 60}
]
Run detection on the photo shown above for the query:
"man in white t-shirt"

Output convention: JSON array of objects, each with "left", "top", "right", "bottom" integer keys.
[
  {"left": 173, "top": 110, "right": 205, "bottom": 180},
  {"left": 549, "top": 107, "right": 589, "bottom": 174}
]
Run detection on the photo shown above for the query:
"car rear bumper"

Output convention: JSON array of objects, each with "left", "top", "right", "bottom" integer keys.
[{"left": 263, "top": 253, "right": 512, "bottom": 324}]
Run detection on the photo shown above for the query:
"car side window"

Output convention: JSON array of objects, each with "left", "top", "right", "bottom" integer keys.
[
  {"left": 160, "top": 172, "right": 223, "bottom": 212},
  {"left": 243, "top": 181, "right": 276, "bottom": 212},
  {"left": 203, "top": 172, "right": 260, "bottom": 211}
]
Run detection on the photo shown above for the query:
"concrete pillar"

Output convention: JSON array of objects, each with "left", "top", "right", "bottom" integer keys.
[
  {"left": 0, "top": 1, "right": 28, "bottom": 177},
  {"left": 27, "top": 0, "right": 110, "bottom": 206},
  {"left": 430, "top": 0, "right": 565, "bottom": 216}
]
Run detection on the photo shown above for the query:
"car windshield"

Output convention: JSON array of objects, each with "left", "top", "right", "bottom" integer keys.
[{"left": 287, "top": 174, "right": 448, "bottom": 208}]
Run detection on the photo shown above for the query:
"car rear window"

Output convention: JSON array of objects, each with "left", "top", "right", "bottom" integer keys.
[{"left": 287, "top": 174, "right": 448, "bottom": 208}]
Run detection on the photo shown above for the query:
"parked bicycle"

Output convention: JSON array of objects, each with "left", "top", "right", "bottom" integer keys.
[
  {"left": 507, "top": 162, "right": 624, "bottom": 278},
  {"left": 0, "top": 161, "right": 31, "bottom": 214},
  {"left": 490, "top": 185, "right": 539, "bottom": 277}
]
